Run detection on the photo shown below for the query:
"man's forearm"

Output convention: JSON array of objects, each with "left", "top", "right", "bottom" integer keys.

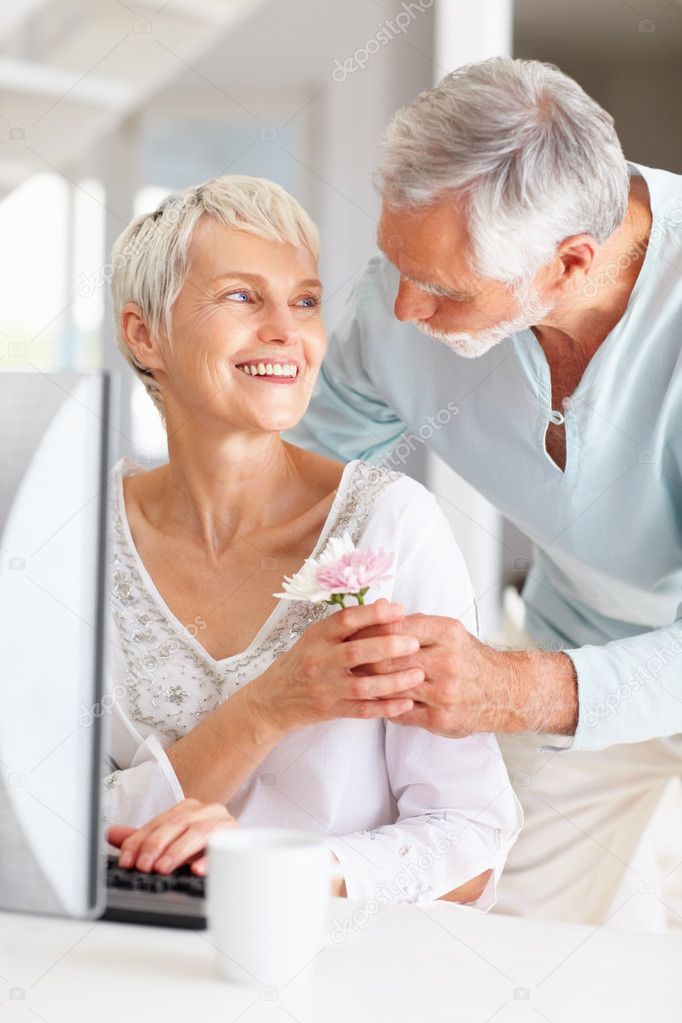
[
  {"left": 349, "top": 615, "right": 582, "bottom": 739},
  {"left": 505, "top": 649, "right": 579, "bottom": 735}
]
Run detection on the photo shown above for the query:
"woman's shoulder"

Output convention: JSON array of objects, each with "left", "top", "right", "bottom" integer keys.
[
  {"left": 348, "top": 458, "right": 440, "bottom": 525},
  {"left": 109, "top": 456, "right": 168, "bottom": 508},
  {"left": 350, "top": 459, "right": 475, "bottom": 627},
  {"left": 108, "top": 456, "right": 164, "bottom": 543},
  {"left": 109, "top": 455, "right": 146, "bottom": 489}
]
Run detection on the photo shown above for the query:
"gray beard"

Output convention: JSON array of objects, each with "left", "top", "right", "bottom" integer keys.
[{"left": 415, "top": 283, "right": 554, "bottom": 359}]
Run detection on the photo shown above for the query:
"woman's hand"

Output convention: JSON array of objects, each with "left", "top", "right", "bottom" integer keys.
[
  {"left": 158, "top": 601, "right": 425, "bottom": 809},
  {"left": 107, "top": 798, "right": 237, "bottom": 875},
  {"left": 246, "top": 599, "right": 426, "bottom": 737}
]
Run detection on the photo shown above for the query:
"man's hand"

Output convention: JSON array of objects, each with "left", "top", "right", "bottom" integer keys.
[{"left": 349, "top": 613, "right": 579, "bottom": 738}]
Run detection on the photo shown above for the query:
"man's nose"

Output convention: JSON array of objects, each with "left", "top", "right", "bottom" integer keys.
[{"left": 393, "top": 278, "right": 436, "bottom": 323}]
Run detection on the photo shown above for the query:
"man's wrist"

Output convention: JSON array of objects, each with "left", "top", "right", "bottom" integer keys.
[{"left": 503, "top": 649, "right": 579, "bottom": 735}]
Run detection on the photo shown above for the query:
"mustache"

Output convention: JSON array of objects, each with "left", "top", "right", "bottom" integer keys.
[{"left": 413, "top": 290, "right": 554, "bottom": 355}]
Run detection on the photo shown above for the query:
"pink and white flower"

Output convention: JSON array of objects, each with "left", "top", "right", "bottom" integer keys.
[{"left": 274, "top": 532, "right": 395, "bottom": 607}]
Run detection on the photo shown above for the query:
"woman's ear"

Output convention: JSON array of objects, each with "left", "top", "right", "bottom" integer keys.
[{"left": 121, "top": 302, "right": 163, "bottom": 373}]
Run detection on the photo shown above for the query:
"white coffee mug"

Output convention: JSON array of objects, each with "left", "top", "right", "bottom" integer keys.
[{"left": 207, "top": 827, "right": 339, "bottom": 990}]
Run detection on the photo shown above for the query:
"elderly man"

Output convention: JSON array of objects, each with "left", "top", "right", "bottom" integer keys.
[{"left": 289, "top": 56, "right": 682, "bottom": 927}]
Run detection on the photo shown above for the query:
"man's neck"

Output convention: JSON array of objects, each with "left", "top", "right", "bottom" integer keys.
[{"left": 531, "top": 173, "right": 653, "bottom": 369}]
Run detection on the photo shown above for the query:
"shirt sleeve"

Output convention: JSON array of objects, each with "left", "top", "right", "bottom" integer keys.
[
  {"left": 101, "top": 640, "right": 185, "bottom": 831},
  {"left": 556, "top": 609, "right": 682, "bottom": 752},
  {"left": 326, "top": 483, "right": 523, "bottom": 908},
  {"left": 284, "top": 260, "right": 407, "bottom": 464}
]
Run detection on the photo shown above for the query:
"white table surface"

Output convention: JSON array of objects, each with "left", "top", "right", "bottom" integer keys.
[{"left": 1, "top": 899, "right": 681, "bottom": 1023}]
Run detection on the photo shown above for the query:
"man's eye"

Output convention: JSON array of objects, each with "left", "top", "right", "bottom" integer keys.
[
  {"left": 225, "top": 290, "right": 251, "bottom": 303},
  {"left": 295, "top": 296, "right": 319, "bottom": 308}
]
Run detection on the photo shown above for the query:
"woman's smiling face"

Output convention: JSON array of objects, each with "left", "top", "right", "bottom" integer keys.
[{"left": 154, "top": 216, "right": 326, "bottom": 434}]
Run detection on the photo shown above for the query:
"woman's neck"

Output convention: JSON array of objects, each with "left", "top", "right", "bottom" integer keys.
[{"left": 149, "top": 425, "right": 301, "bottom": 562}]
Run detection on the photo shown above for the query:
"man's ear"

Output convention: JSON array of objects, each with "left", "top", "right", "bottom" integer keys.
[
  {"left": 555, "top": 233, "right": 598, "bottom": 294},
  {"left": 120, "top": 302, "right": 163, "bottom": 373}
]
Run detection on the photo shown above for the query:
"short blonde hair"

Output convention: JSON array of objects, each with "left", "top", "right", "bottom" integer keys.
[{"left": 110, "top": 175, "right": 320, "bottom": 422}]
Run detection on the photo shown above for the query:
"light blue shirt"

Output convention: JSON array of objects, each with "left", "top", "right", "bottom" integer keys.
[{"left": 288, "top": 162, "right": 682, "bottom": 753}]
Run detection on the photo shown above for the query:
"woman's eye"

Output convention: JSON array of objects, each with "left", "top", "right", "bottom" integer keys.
[
  {"left": 295, "top": 296, "right": 319, "bottom": 308},
  {"left": 225, "top": 290, "right": 252, "bottom": 303}
]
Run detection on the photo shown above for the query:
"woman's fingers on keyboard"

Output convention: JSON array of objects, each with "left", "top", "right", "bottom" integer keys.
[
  {"left": 153, "top": 806, "right": 237, "bottom": 873},
  {"left": 116, "top": 823, "right": 159, "bottom": 869},
  {"left": 107, "top": 825, "right": 136, "bottom": 848},
  {"left": 191, "top": 853, "right": 208, "bottom": 876},
  {"left": 115, "top": 797, "right": 234, "bottom": 872},
  {"left": 123, "top": 820, "right": 187, "bottom": 873}
]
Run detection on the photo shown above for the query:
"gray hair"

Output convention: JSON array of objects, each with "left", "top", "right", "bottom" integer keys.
[
  {"left": 110, "top": 174, "right": 320, "bottom": 422},
  {"left": 376, "top": 57, "right": 630, "bottom": 283}
]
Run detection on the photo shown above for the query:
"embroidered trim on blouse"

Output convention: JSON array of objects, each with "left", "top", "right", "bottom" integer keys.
[{"left": 109, "top": 459, "right": 402, "bottom": 740}]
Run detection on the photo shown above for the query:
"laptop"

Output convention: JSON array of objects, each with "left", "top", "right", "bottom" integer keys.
[{"left": 0, "top": 369, "right": 205, "bottom": 929}]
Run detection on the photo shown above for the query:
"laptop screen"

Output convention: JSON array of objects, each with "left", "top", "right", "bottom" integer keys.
[{"left": 0, "top": 370, "right": 109, "bottom": 918}]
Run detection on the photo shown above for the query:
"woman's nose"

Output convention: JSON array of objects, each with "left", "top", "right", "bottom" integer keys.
[
  {"left": 393, "top": 278, "right": 437, "bottom": 323},
  {"left": 255, "top": 307, "right": 300, "bottom": 346}
]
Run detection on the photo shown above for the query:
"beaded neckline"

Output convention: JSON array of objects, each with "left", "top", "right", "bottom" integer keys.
[
  {"left": 113, "top": 455, "right": 359, "bottom": 670},
  {"left": 109, "top": 456, "right": 402, "bottom": 739}
]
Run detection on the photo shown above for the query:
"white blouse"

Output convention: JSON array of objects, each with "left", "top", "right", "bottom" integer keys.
[{"left": 104, "top": 455, "right": 522, "bottom": 908}]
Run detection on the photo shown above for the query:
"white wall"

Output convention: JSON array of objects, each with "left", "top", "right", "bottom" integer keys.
[{"left": 426, "top": 0, "right": 514, "bottom": 640}]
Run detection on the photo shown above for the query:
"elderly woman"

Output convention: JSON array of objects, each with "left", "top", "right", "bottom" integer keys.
[{"left": 103, "top": 175, "right": 521, "bottom": 906}]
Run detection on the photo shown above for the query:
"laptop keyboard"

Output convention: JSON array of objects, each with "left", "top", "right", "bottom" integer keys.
[{"left": 106, "top": 855, "right": 205, "bottom": 898}]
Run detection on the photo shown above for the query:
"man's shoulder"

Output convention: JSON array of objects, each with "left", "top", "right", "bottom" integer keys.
[
  {"left": 356, "top": 253, "right": 399, "bottom": 310},
  {"left": 635, "top": 162, "right": 682, "bottom": 226}
]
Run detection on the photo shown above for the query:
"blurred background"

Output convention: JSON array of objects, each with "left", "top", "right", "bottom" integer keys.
[
  {"left": 1, "top": 0, "right": 681, "bottom": 932},
  {"left": 1, "top": 0, "right": 681, "bottom": 636}
]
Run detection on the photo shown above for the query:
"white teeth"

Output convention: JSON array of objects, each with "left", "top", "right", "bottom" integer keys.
[{"left": 238, "top": 362, "right": 298, "bottom": 377}]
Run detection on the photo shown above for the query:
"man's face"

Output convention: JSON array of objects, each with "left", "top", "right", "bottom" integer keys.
[{"left": 377, "top": 195, "right": 552, "bottom": 358}]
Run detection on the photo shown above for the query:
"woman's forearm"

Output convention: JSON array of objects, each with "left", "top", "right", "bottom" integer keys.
[
  {"left": 163, "top": 599, "right": 421, "bottom": 805},
  {"left": 165, "top": 681, "right": 283, "bottom": 805}
]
